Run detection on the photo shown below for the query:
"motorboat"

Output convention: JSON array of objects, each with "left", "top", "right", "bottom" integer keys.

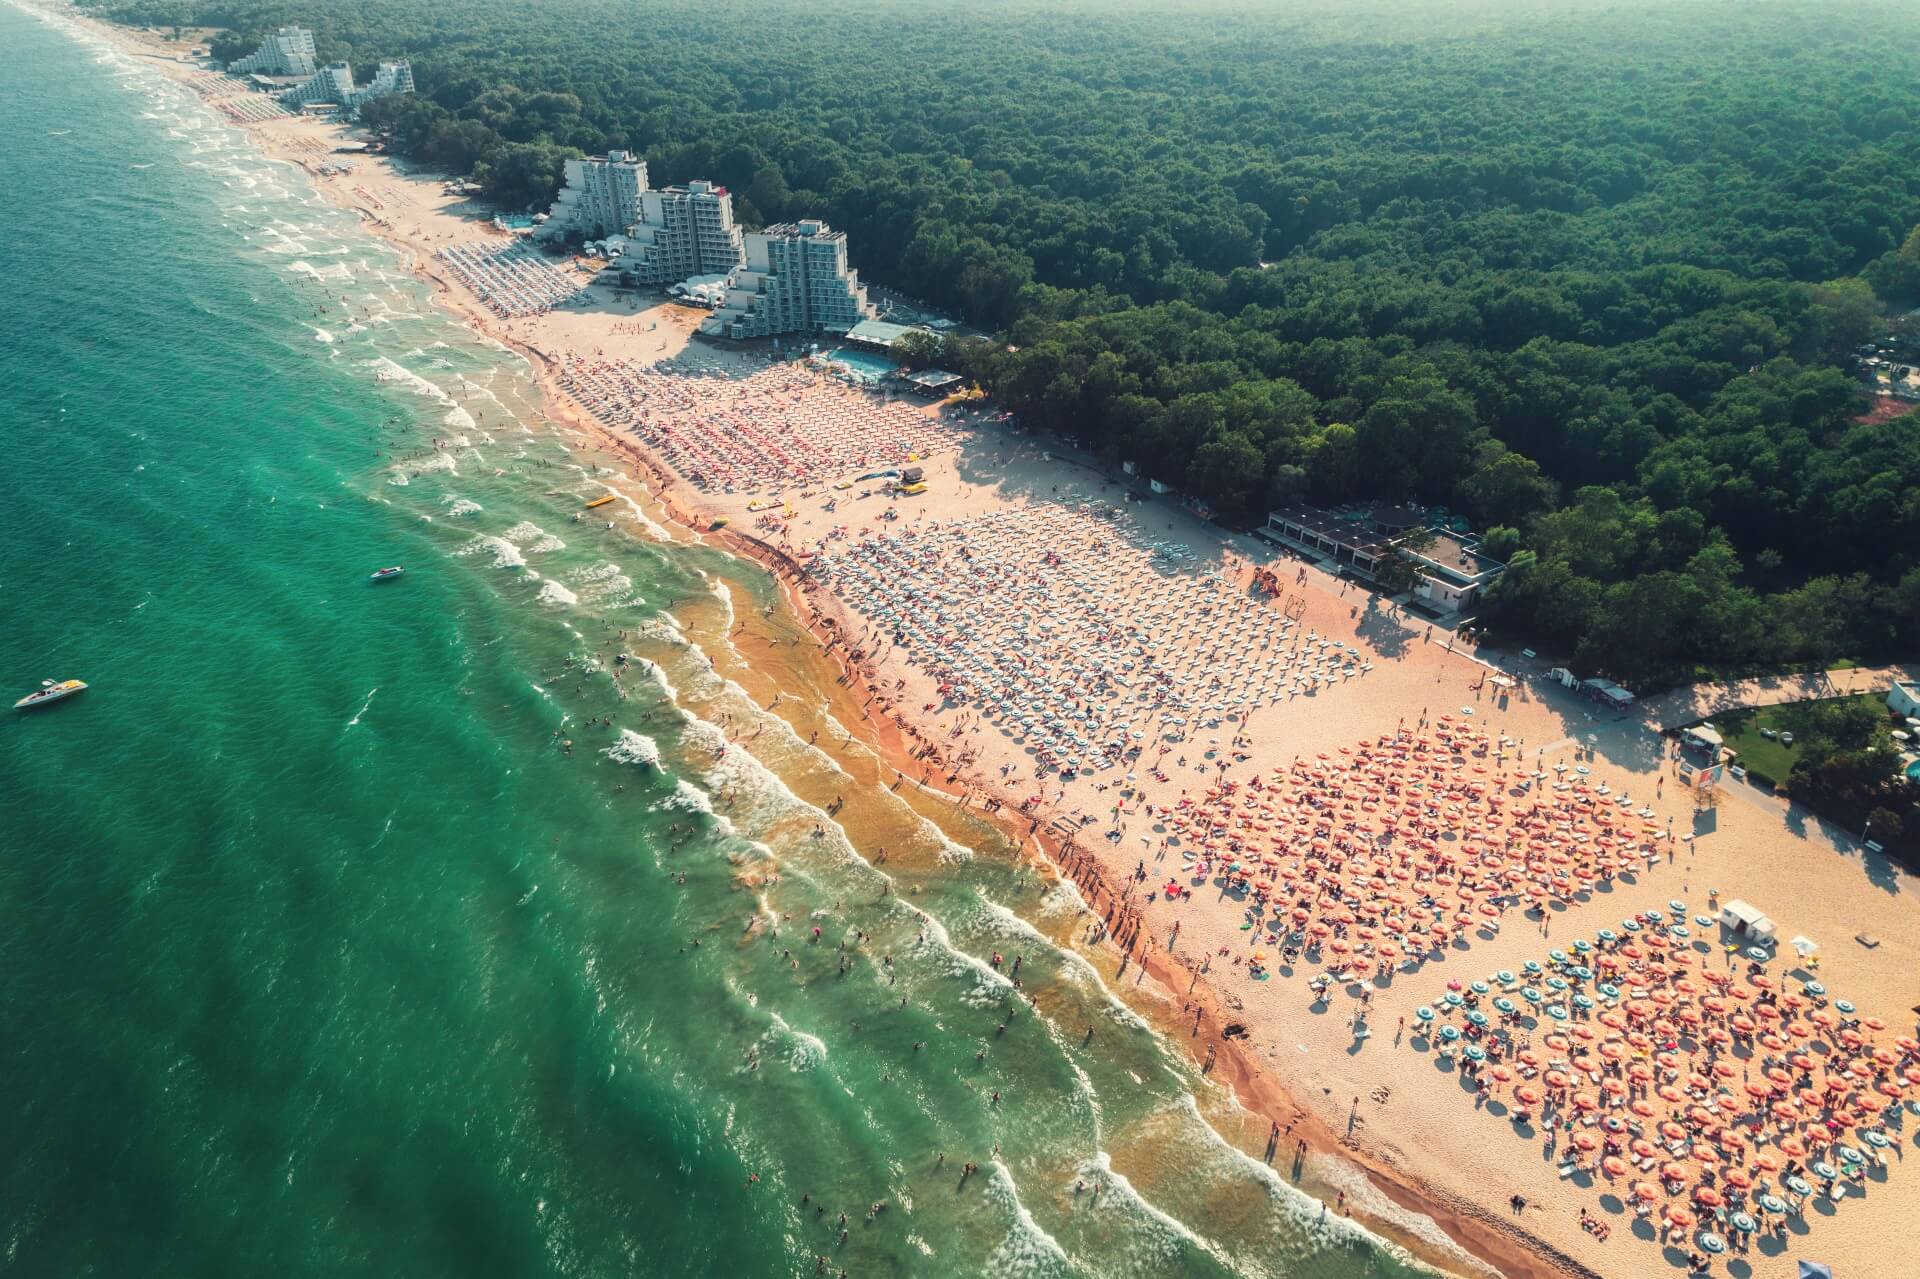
[
  {"left": 369, "top": 566, "right": 405, "bottom": 582},
  {"left": 14, "top": 679, "right": 86, "bottom": 710}
]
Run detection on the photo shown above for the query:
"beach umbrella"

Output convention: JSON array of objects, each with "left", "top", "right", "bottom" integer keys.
[
  {"left": 1786, "top": 1175, "right": 1814, "bottom": 1197},
  {"left": 1757, "top": 1193, "right": 1788, "bottom": 1214},
  {"left": 1632, "top": 1181, "right": 1660, "bottom": 1202},
  {"left": 1811, "top": 1161, "right": 1839, "bottom": 1180},
  {"left": 1664, "top": 1205, "right": 1695, "bottom": 1228},
  {"left": 1697, "top": 1231, "right": 1727, "bottom": 1255}
]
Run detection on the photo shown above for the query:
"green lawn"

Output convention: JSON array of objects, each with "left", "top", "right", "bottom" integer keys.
[{"left": 1708, "top": 695, "right": 1883, "bottom": 789}]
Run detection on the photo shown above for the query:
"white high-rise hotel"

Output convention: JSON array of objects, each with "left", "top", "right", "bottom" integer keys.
[
  {"left": 536, "top": 151, "right": 649, "bottom": 243},
  {"left": 229, "top": 26, "right": 317, "bottom": 78},
  {"left": 706, "top": 220, "right": 874, "bottom": 339},
  {"left": 617, "top": 181, "right": 747, "bottom": 284}
]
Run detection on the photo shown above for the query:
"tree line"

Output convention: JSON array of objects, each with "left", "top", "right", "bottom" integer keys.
[{"left": 100, "top": 0, "right": 1920, "bottom": 685}]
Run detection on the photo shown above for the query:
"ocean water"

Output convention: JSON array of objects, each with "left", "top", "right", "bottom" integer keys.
[{"left": 0, "top": 9, "right": 1438, "bottom": 1278}]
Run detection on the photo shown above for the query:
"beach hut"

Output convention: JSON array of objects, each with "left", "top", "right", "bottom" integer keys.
[{"left": 1719, "top": 899, "right": 1777, "bottom": 945}]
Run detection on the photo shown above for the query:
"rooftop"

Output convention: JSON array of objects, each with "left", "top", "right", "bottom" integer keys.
[{"left": 845, "top": 318, "right": 927, "bottom": 347}]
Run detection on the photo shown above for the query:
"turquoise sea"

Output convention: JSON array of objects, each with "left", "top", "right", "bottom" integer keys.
[{"left": 0, "top": 9, "right": 1439, "bottom": 1277}]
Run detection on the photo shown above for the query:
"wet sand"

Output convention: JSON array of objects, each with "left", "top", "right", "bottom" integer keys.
[{"left": 95, "top": 24, "right": 1920, "bottom": 1279}]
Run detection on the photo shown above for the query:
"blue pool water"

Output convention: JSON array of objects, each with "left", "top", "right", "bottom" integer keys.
[{"left": 822, "top": 347, "right": 901, "bottom": 383}]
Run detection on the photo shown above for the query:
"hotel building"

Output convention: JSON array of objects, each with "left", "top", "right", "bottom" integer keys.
[
  {"left": 536, "top": 151, "right": 649, "bottom": 243},
  {"left": 229, "top": 26, "right": 317, "bottom": 78},
  {"left": 278, "top": 62, "right": 357, "bottom": 111},
  {"left": 614, "top": 181, "right": 747, "bottom": 284},
  {"left": 705, "top": 220, "right": 874, "bottom": 339}
]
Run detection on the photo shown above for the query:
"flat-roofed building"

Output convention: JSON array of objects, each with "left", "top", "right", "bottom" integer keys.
[
  {"left": 844, "top": 318, "right": 931, "bottom": 351},
  {"left": 1404, "top": 529, "right": 1507, "bottom": 613},
  {"left": 1889, "top": 680, "right": 1920, "bottom": 720},
  {"left": 614, "top": 181, "right": 746, "bottom": 284},
  {"left": 536, "top": 151, "right": 650, "bottom": 244},
  {"left": 704, "top": 219, "right": 874, "bottom": 339},
  {"left": 1262, "top": 504, "right": 1396, "bottom": 576},
  {"left": 278, "top": 62, "right": 356, "bottom": 111},
  {"left": 351, "top": 60, "right": 414, "bottom": 109},
  {"left": 230, "top": 26, "right": 317, "bottom": 78}
]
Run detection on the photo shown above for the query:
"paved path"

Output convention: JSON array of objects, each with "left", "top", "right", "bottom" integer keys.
[{"left": 1640, "top": 663, "right": 1919, "bottom": 731}]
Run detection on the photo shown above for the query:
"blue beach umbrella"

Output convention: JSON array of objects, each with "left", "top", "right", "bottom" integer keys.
[
  {"left": 1522, "top": 960, "right": 1543, "bottom": 974},
  {"left": 1415, "top": 1005, "right": 1436, "bottom": 1022},
  {"left": 1697, "top": 1232, "right": 1726, "bottom": 1254},
  {"left": 1522, "top": 987, "right": 1544, "bottom": 1004},
  {"left": 1439, "top": 1024, "right": 1462, "bottom": 1042},
  {"left": 1494, "top": 997, "right": 1517, "bottom": 1015},
  {"left": 1811, "top": 1161, "right": 1839, "bottom": 1181},
  {"left": 1470, "top": 980, "right": 1490, "bottom": 995},
  {"left": 1864, "top": 1130, "right": 1891, "bottom": 1149},
  {"left": 1547, "top": 1005, "right": 1569, "bottom": 1021},
  {"left": 1464, "top": 1044, "right": 1486, "bottom": 1061},
  {"left": 1573, "top": 939, "right": 1592, "bottom": 953},
  {"left": 1758, "top": 1194, "right": 1787, "bottom": 1214},
  {"left": 1786, "top": 1175, "right": 1813, "bottom": 1197},
  {"left": 1598, "top": 929, "right": 1618, "bottom": 943},
  {"left": 1730, "top": 1212, "right": 1757, "bottom": 1234},
  {"left": 1496, "top": 969, "right": 1516, "bottom": 984},
  {"left": 1467, "top": 1009, "right": 1490, "bottom": 1027},
  {"left": 1804, "top": 982, "right": 1826, "bottom": 996},
  {"left": 1835, "top": 999, "right": 1856, "bottom": 1014}
]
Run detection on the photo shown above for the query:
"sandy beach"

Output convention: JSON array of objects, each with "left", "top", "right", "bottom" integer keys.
[{"left": 99, "top": 24, "right": 1920, "bottom": 1279}]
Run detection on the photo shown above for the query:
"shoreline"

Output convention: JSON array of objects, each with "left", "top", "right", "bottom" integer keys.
[
  {"left": 75, "top": 18, "right": 1920, "bottom": 1279},
  {"left": 74, "top": 24, "right": 1604, "bottom": 1278}
]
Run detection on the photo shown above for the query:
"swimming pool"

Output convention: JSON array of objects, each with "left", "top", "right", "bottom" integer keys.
[{"left": 821, "top": 347, "right": 899, "bottom": 384}]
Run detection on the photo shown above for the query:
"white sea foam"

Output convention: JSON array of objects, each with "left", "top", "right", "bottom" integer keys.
[
  {"left": 1077, "top": 1150, "right": 1229, "bottom": 1267},
  {"left": 570, "top": 561, "right": 639, "bottom": 606},
  {"left": 363, "top": 356, "right": 454, "bottom": 405},
  {"left": 444, "top": 497, "right": 482, "bottom": 517},
  {"left": 536, "top": 580, "right": 578, "bottom": 607},
  {"left": 983, "top": 1161, "right": 1073, "bottom": 1276},
  {"left": 386, "top": 450, "right": 457, "bottom": 486},
  {"left": 765, "top": 1012, "right": 829, "bottom": 1072},
  {"left": 455, "top": 535, "right": 527, "bottom": 570},
  {"left": 602, "top": 729, "right": 661, "bottom": 768}
]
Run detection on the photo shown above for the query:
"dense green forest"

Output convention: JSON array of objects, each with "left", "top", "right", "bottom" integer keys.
[{"left": 101, "top": 0, "right": 1920, "bottom": 685}]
